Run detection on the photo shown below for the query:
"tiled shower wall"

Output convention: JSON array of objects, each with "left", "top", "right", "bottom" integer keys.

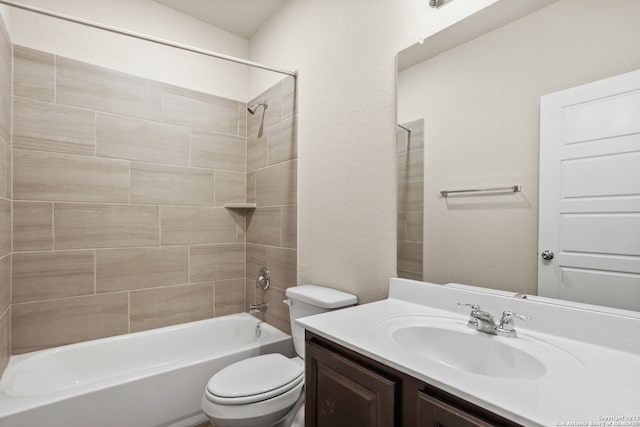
[
  {"left": 397, "top": 119, "right": 424, "bottom": 280},
  {"left": 9, "top": 45, "right": 297, "bottom": 354},
  {"left": 0, "top": 13, "right": 12, "bottom": 374},
  {"left": 245, "top": 78, "right": 297, "bottom": 334}
]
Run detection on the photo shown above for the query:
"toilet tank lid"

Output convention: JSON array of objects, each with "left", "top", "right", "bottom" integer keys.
[{"left": 286, "top": 285, "right": 357, "bottom": 308}]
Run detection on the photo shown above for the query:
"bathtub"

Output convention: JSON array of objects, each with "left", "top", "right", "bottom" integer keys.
[{"left": 0, "top": 313, "right": 292, "bottom": 427}]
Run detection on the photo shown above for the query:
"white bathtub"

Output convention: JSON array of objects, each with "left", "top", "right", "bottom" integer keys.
[{"left": 0, "top": 313, "right": 292, "bottom": 427}]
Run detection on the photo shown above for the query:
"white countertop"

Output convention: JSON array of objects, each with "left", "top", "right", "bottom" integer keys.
[{"left": 297, "top": 279, "right": 640, "bottom": 426}]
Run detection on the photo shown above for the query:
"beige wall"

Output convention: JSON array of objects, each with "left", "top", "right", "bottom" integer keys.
[
  {"left": 398, "top": 0, "right": 640, "bottom": 294},
  {"left": 0, "top": 8, "right": 12, "bottom": 375},
  {"left": 6, "top": 0, "right": 251, "bottom": 101},
  {"left": 397, "top": 119, "right": 424, "bottom": 281},
  {"left": 249, "top": 0, "right": 500, "bottom": 303}
]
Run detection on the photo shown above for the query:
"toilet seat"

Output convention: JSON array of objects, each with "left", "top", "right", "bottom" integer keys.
[{"left": 206, "top": 354, "right": 304, "bottom": 405}]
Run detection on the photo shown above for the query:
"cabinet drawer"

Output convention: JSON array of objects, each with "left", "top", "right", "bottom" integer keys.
[{"left": 417, "top": 391, "right": 497, "bottom": 427}]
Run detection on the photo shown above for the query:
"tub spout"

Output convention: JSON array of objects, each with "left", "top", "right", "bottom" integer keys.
[{"left": 249, "top": 303, "right": 268, "bottom": 315}]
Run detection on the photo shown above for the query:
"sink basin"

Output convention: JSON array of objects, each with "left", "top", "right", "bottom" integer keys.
[{"left": 378, "top": 316, "right": 583, "bottom": 380}]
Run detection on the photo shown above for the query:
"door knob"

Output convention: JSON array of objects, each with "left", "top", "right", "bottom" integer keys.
[{"left": 541, "top": 250, "right": 554, "bottom": 261}]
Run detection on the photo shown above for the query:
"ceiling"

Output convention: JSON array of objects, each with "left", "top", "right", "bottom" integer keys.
[{"left": 154, "top": 0, "right": 288, "bottom": 39}]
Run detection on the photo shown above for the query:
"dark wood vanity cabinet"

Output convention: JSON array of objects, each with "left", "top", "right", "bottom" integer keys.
[
  {"left": 305, "top": 338, "right": 396, "bottom": 426},
  {"left": 305, "top": 331, "right": 521, "bottom": 427}
]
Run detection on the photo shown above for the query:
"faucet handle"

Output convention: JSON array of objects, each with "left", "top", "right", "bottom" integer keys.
[
  {"left": 498, "top": 310, "right": 532, "bottom": 338},
  {"left": 456, "top": 303, "right": 481, "bottom": 328},
  {"left": 456, "top": 302, "right": 480, "bottom": 311}
]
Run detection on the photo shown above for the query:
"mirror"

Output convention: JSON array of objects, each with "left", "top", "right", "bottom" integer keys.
[{"left": 396, "top": 0, "right": 640, "bottom": 311}]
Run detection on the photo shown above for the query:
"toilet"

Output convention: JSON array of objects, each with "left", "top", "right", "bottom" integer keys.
[{"left": 201, "top": 285, "right": 357, "bottom": 427}]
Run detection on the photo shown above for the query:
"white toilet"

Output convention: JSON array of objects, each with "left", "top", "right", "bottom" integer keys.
[{"left": 201, "top": 285, "right": 357, "bottom": 427}]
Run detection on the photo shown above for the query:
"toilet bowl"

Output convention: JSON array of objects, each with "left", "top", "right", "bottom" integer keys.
[
  {"left": 201, "top": 285, "right": 357, "bottom": 427},
  {"left": 202, "top": 354, "right": 304, "bottom": 427}
]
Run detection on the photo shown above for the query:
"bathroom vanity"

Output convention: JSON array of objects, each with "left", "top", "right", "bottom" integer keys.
[
  {"left": 305, "top": 331, "right": 517, "bottom": 426},
  {"left": 299, "top": 279, "right": 640, "bottom": 427}
]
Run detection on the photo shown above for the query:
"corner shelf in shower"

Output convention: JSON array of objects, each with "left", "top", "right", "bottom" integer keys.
[{"left": 223, "top": 203, "right": 257, "bottom": 209}]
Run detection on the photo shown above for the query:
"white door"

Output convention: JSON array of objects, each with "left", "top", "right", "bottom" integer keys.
[{"left": 538, "top": 69, "right": 640, "bottom": 312}]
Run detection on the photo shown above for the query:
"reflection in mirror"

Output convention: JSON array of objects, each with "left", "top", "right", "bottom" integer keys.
[
  {"left": 397, "top": 120, "right": 424, "bottom": 280},
  {"left": 396, "top": 0, "right": 640, "bottom": 311}
]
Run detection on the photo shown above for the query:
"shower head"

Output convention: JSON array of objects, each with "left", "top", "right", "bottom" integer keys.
[{"left": 247, "top": 101, "right": 269, "bottom": 115}]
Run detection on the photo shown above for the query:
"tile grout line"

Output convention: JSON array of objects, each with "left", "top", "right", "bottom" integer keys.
[{"left": 11, "top": 279, "right": 226, "bottom": 308}]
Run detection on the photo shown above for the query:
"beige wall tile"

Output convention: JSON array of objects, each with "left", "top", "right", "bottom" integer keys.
[
  {"left": 11, "top": 292, "right": 129, "bottom": 354},
  {"left": 13, "top": 201, "right": 53, "bottom": 252},
  {"left": 398, "top": 180, "right": 424, "bottom": 212},
  {"left": 4, "top": 143, "right": 10, "bottom": 200},
  {"left": 268, "top": 115, "right": 297, "bottom": 165},
  {"left": 215, "top": 171, "right": 245, "bottom": 206},
  {"left": 246, "top": 208, "right": 281, "bottom": 246},
  {"left": 161, "top": 84, "right": 239, "bottom": 135},
  {"left": 247, "top": 133, "right": 267, "bottom": 172},
  {"left": 130, "top": 282, "right": 213, "bottom": 332},
  {"left": 14, "top": 149, "right": 130, "bottom": 203},
  {"left": 397, "top": 212, "right": 407, "bottom": 242},
  {"left": 190, "top": 129, "right": 245, "bottom": 172},
  {"left": 246, "top": 172, "right": 256, "bottom": 204},
  {"left": 398, "top": 270, "right": 423, "bottom": 281},
  {"left": 12, "top": 250, "right": 94, "bottom": 303},
  {"left": 247, "top": 82, "right": 283, "bottom": 137},
  {"left": 0, "top": 254, "right": 9, "bottom": 315},
  {"left": 259, "top": 287, "right": 290, "bottom": 334},
  {"left": 282, "top": 205, "right": 297, "bottom": 249},
  {"left": 282, "top": 76, "right": 297, "bottom": 119},
  {"left": 214, "top": 278, "right": 245, "bottom": 317},
  {"left": 13, "top": 97, "right": 96, "bottom": 155},
  {"left": 403, "top": 119, "right": 425, "bottom": 152},
  {"left": 246, "top": 243, "right": 267, "bottom": 280},
  {"left": 398, "top": 241, "right": 423, "bottom": 274},
  {"left": 55, "top": 203, "right": 159, "bottom": 249},
  {"left": 229, "top": 209, "right": 246, "bottom": 242},
  {"left": 190, "top": 244, "right": 245, "bottom": 283},
  {"left": 160, "top": 206, "right": 238, "bottom": 245},
  {"left": 245, "top": 278, "right": 256, "bottom": 306},
  {"left": 97, "top": 113, "right": 190, "bottom": 166},
  {"left": 406, "top": 211, "right": 424, "bottom": 242},
  {"left": 96, "top": 246, "right": 188, "bottom": 292},
  {"left": 397, "top": 128, "right": 408, "bottom": 154},
  {"left": 238, "top": 103, "right": 247, "bottom": 137},
  {"left": 0, "top": 198, "right": 9, "bottom": 256},
  {"left": 131, "top": 162, "right": 215, "bottom": 206},
  {"left": 255, "top": 160, "right": 297, "bottom": 206},
  {"left": 267, "top": 247, "right": 297, "bottom": 291},
  {"left": 13, "top": 46, "right": 55, "bottom": 101},
  {"left": 56, "top": 57, "right": 161, "bottom": 120},
  {"left": 0, "top": 310, "right": 9, "bottom": 375},
  {"left": 397, "top": 150, "right": 424, "bottom": 182},
  {"left": 0, "top": 18, "right": 10, "bottom": 146},
  {"left": 0, "top": 141, "right": 5, "bottom": 199}
]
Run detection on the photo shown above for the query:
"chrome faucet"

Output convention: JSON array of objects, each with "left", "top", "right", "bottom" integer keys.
[
  {"left": 249, "top": 303, "right": 268, "bottom": 315},
  {"left": 457, "top": 303, "right": 531, "bottom": 338}
]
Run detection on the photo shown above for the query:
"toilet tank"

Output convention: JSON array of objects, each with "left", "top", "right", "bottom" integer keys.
[{"left": 284, "top": 285, "right": 357, "bottom": 359}]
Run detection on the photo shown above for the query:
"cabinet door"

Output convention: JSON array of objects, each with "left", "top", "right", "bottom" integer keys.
[
  {"left": 306, "top": 340, "right": 396, "bottom": 427},
  {"left": 417, "top": 391, "right": 496, "bottom": 427}
]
